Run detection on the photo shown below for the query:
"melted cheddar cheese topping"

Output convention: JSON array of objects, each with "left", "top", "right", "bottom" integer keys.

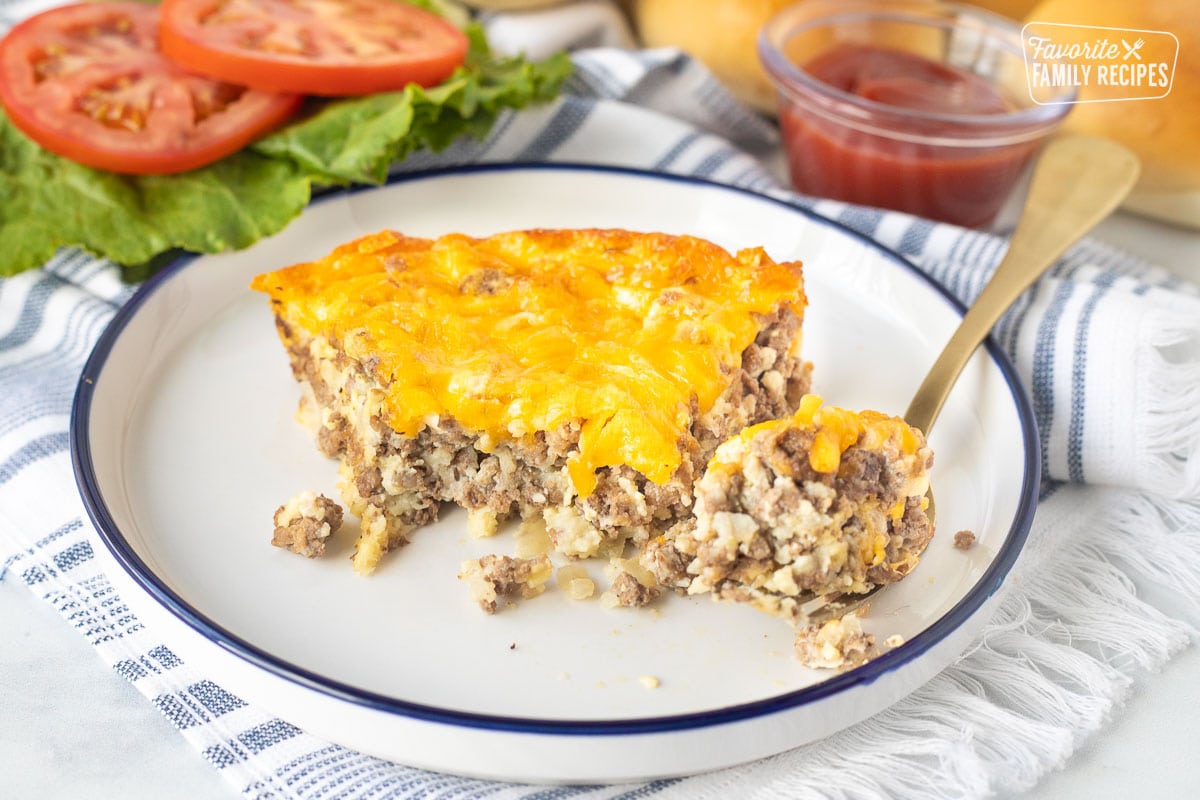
[
  {"left": 712, "top": 394, "right": 924, "bottom": 485},
  {"left": 251, "top": 229, "right": 805, "bottom": 496}
]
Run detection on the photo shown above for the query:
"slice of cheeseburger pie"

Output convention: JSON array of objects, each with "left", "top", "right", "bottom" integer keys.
[{"left": 251, "top": 228, "right": 813, "bottom": 575}]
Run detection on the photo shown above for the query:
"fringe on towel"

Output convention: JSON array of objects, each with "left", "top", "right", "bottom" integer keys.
[{"left": 1138, "top": 301, "right": 1200, "bottom": 500}]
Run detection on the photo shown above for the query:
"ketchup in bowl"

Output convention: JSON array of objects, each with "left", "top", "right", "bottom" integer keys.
[
  {"left": 805, "top": 44, "right": 1009, "bottom": 116},
  {"left": 760, "top": 1, "right": 1074, "bottom": 228}
]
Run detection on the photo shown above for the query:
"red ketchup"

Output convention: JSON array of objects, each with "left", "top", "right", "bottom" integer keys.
[{"left": 778, "top": 44, "right": 1038, "bottom": 227}]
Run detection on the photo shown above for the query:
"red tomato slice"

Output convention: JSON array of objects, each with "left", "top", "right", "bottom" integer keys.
[
  {"left": 0, "top": 2, "right": 301, "bottom": 175},
  {"left": 159, "top": 0, "right": 470, "bottom": 96}
]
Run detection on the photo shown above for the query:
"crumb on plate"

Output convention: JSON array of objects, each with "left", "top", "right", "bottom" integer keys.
[
  {"left": 458, "top": 554, "right": 553, "bottom": 613},
  {"left": 271, "top": 491, "right": 344, "bottom": 558},
  {"left": 556, "top": 564, "right": 596, "bottom": 600},
  {"left": 793, "top": 614, "right": 878, "bottom": 670},
  {"left": 609, "top": 570, "right": 661, "bottom": 608}
]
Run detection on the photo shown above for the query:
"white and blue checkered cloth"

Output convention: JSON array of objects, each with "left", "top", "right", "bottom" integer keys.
[{"left": 3, "top": 3, "right": 1200, "bottom": 798}]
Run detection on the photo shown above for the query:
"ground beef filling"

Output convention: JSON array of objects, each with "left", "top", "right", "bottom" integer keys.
[
  {"left": 643, "top": 415, "right": 933, "bottom": 623},
  {"left": 280, "top": 305, "right": 811, "bottom": 575}
]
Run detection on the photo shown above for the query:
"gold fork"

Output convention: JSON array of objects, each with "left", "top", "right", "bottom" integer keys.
[{"left": 805, "top": 135, "right": 1140, "bottom": 625}]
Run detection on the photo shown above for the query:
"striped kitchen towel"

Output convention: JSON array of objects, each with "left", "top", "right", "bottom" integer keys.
[{"left": 2, "top": 6, "right": 1200, "bottom": 800}]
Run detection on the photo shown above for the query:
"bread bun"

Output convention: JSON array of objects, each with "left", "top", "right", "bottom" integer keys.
[
  {"left": 1027, "top": 0, "right": 1200, "bottom": 226},
  {"left": 463, "top": 0, "right": 568, "bottom": 9},
  {"left": 632, "top": 0, "right": 794, "bottom": 112},
  {"left": 965, "top": 0, "right": 1040, "bottom": 18},
  {"left": 630, "top": 0, "right": 1003, "bottom": 112}
]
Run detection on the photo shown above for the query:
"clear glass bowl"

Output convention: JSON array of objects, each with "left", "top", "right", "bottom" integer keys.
[{"left": 759, "top": 0, "right": 1076, "bottom": 227}]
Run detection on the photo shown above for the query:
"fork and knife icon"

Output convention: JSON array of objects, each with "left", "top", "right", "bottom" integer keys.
[{"left": 1122, "top": 38, "right": 1145, "bottom": 60}]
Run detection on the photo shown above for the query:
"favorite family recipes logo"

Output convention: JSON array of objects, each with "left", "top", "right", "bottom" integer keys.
[{"left": 1021, "top": 21, "right": 1179, "bottom": 103}]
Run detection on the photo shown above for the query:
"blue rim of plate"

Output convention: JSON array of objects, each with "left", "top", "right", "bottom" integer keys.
[{"left": 71, "top": 162, "right": 1040, "bottom": 737}]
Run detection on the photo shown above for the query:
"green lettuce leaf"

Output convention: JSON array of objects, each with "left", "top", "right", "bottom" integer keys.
[
  {"left": 0, "top": 22, "right": 570, "bottom": 277},
  {"left": 252, "top": 26, "right": 571, "bottom": 185},
  {"left": 0, "top": 122, "right": 313, "bottom": 275}
]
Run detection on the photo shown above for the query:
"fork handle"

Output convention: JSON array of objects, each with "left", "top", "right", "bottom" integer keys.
[{"left": 903, "top": 135, "right": 1140, "bottom": 435}]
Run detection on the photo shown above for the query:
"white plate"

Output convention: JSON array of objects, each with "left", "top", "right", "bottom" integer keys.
[{"left": 72, "top": 165, "right": 1038, "bottom": 784}]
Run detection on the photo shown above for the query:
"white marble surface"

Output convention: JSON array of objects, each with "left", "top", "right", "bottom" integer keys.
[
  {"left": 0, "top": 569, "right": 231, "bottom": 799},
  {"left": 2, "top": 209, "right": 1198, "bottom": 799}
]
